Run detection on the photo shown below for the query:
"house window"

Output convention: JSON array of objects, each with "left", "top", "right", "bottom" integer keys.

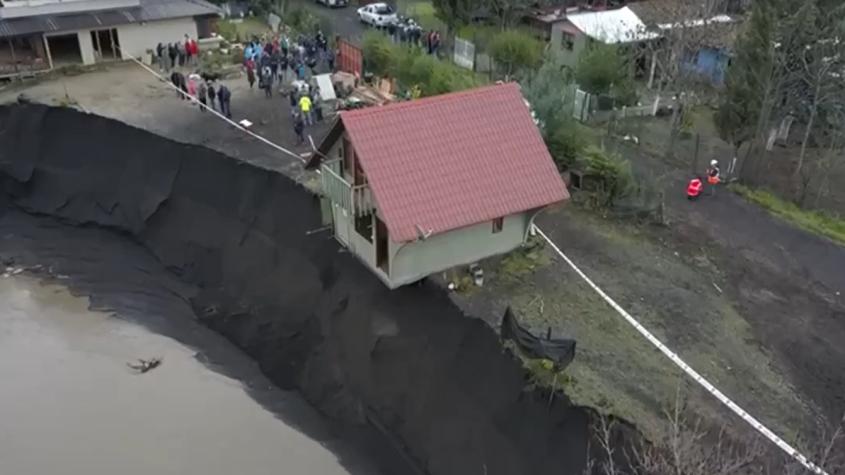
[
  {"left": 355, "top": 213, "right": 374, "bottom": 243},
  {"left": 561, "top": 34, "right": 574, "bottom": 51},
  {"left": 492, "top": 217, "right": 504, "bottom": 233}
]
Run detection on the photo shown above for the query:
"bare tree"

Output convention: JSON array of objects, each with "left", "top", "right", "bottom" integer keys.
[
  {"left": 584, "top": 388, "right": 845, "bottom": 475},
  {"left": 635, "top": 0, "right": 736, "bottom": 159}
]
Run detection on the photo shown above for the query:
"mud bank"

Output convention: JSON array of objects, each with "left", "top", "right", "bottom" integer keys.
[{"left": 0, "top": 104, "right": 624, "bottom": 474}]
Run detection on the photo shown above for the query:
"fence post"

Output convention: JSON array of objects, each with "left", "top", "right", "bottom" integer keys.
[{"left": 691, "top": 133, "right": 700, "bottom": 175}]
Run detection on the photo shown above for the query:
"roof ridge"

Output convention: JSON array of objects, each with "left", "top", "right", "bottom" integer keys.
[{"left": 340, "top": 82, "right": 519, "bottom": 119}]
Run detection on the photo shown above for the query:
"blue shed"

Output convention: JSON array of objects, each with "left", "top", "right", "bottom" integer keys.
[{"left": 681, "top": 46, "right": 731, "bottom": 86}]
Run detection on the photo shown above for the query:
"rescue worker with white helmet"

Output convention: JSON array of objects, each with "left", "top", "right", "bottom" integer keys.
[{"left": 707, "top": 160, "right": 721, "bottom": 185}]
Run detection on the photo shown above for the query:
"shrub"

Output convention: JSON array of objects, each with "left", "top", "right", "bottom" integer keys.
[
  {"left": 546, "top": 121, "right": 586, "bottom": 171},
  {"left": 489, "top": 29, "right": 542, "bottom": 79},
  {"left": 575, "top": 43, "right": 630, "bottom": 96},
  {"left": 578, "top": 146, "right": 634, "bottom": 208},
  {"left": 286, "top": 7, "right": 319, "bottom": 35},
  {"left": 362, "top": 31, "right": 484, "bottom": 96},
  {"left": 216, "top": 20, "right": 237, "bottom": 42},
  {"left": 521, "top": 55, "right": 575, "bottom": 132},
  {"left": 362, "top": 31, "right": 398, "bottom": 76}
]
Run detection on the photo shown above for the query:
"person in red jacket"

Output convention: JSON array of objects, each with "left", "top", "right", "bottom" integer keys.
[
  {"left": 687, "top": 177, "right": 703, "bottom": 201},
  {"left": 190, "top": 38, "right": 199, "bottom": 65}
]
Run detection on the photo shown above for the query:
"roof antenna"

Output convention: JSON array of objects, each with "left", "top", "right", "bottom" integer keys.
[{"left": 415, "top": 224, "right": 433, "bottom": 241}]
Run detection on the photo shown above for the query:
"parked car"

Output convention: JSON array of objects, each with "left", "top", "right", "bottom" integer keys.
[
  {"left": 357, "top": 3, "right": 398, "bottom": 27},
  {"left": 316, "top": 0, "right": 347, "bottom": 8}
]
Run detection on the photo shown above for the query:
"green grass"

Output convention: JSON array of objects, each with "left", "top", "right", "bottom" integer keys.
[
  {"left": 217, "top": 17, "right": 272, "bottom": 43},
  {"left": 732, "top": 184, "right": 845, "bottom": 246},
  {"left": 400, "top": 1, "right": 443, "bottom": 31},
  {"left": 479, "top": 206, "right": 815, "bottom": 440}
]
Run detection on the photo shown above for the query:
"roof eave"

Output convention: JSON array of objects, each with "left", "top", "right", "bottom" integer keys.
[{"left": 306, "top": 117, "right": 345, "bottom": 169}]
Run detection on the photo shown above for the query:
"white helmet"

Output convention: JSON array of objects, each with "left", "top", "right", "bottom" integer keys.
[{"left": 710, "top": 160, "right": 718, "bottom": 166}]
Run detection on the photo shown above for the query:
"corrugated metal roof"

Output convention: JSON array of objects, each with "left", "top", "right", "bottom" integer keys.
[
  {"left": 567, "top": 6, "right": 659, "bottom": 44},
  {"left": 0, "top": 0, "right": 220, "bottom": 38}
]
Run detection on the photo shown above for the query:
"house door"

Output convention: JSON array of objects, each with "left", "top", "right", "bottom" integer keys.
[
  {"left": 375, "top": 217, "right": 389, "bottom": 274},
  {"left": 91, "top": 28, "right": 120, "bottom": 62}
]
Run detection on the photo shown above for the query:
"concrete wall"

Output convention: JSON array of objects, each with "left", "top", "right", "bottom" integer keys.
[
  {"left": 117, "top": 18, "right": 199, "bottom": 60},
  {"left": 388, "top": 213, "right": 532, "bottom": 287}
]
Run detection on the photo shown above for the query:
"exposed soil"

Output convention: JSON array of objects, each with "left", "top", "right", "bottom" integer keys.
[
  {"left": 4, "top": 64, "right": 844, "bottom": 466},
  {"left": 0, "top": 103, "right": 641, "bottom": 475}
]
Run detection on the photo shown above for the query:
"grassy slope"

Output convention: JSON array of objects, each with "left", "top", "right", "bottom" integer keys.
[
  {"left": 732, "top": 184, "right": 845, "bottom": 247},
  {"left": 457, "top": 206, "right": 815, "bottom": 443}
]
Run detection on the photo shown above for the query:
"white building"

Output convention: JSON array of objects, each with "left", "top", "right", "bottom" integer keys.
[{"left": 0, "top": 0, "right": 221, "bottom": 78}]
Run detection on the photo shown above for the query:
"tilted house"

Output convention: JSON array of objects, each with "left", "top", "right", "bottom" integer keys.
[{"left": 313, "top": 83, "right": 569, "bottom": 289}]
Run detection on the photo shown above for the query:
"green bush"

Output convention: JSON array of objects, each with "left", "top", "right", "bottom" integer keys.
[
  {"left": 578, "top": 146, "right": 634, "bottom": 208},
  {"left": 575, "top": 43, "right": 630, "bottom": 96},
  {"left": 216, "top": 20, "right": 237, "bottom": 42},
  {"left": 545, "top": 121, "right": 586, "bottom": 171},
  {"left": 362, "top": 31, "right": 397, "bottom": 76},
  {"left": 362, "top": 31, "right": 483, "bottom": 96},
  {"left": 286, "top": 7, "right": 319, "bottom": 35},
  {"left": 489, "top": 29, "right": 542, "bottom": 78},
  {"left": 611, "top": 79, "right": 639, "bottom": 107}
]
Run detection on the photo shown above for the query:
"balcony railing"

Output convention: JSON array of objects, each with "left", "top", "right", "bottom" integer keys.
[{"left": 320, "top": 162, "right": 375, "bottom": 217}]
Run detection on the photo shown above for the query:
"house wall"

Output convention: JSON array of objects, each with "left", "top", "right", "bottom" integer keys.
[
  {"left": 332, "top": 205, "right": 379, "bottom": 268},
  {"left": 550, "top": 25, "right": 588, "bottom": 69},
  {"left": 321, "top": 135, "right": 534, "bottom": 289},
  {"left": 117, "top": 17, "right": 199, "bottom": 60},
  {"left": 387, "top": 212, "right": 532, "bottom": 287},
  {"left": 76, "top": 30, "right": 96, "bottom": 64}
]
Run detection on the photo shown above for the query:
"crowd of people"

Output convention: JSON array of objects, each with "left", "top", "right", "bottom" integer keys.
[
  {"left": 241, "top": 30, "right": 334, "bottom": 142},
  {"left": 241, "top": 30, "right": 334, "bottom": 94},
  {"left": 156, "top": 29, "right": 336, "bottom": 142},
  {"left": 168, "top": 70, "right": 232, "bottom": 118},
  {"left": 386, "top": 19, "right": 441, "bottom": 55},
  {"left": 155, "top": 35, "right": 200, "bottom": 71}
]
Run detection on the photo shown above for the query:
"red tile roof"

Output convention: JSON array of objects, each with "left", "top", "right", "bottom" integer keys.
[{"left": 339, "top": 83, "right": 569, "bottom": 242}]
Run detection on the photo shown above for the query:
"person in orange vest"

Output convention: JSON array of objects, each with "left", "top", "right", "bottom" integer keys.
[
  {"left": 706, "top": 159, "right": 721, "bottom": 196},
  {"left": 687, "top": 177, "right": 703, "bottom": 200},
  {"left": 707, "top": 160, "right": 721, "bottom": 185}
]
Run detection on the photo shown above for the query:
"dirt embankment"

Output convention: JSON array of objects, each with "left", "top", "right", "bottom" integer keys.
[{"left": 0, "top": 104, "right": 634, "bottom": 475}]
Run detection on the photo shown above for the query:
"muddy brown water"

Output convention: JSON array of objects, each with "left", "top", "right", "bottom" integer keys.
[{"left": 0, "top": 274, "right": 367, "bottom": 475}]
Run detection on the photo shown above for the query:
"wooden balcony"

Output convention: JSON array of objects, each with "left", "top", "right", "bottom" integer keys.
[{"left": 320, "top": 161, "right": 376, "bottom": 216}]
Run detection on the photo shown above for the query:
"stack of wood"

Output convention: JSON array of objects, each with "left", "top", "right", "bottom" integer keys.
[{"left": 349, "top": 85, "right": 394, "bottom": 106}]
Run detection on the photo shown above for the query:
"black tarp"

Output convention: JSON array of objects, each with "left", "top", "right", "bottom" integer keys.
[{"left": 501, "top": 307, "right": 576, "bottom": 369}]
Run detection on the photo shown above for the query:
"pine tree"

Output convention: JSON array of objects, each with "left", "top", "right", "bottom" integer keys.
[{"left": 713, "top": 0, "right": 776, "bottom": 161}]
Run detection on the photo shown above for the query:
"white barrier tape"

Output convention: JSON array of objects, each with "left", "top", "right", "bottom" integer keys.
[
  {"left": 123, "top": 55, "right": 306, "bottom": 164},
  {"left": 533, "top": 226, "right": 827, "bottom": 474}
]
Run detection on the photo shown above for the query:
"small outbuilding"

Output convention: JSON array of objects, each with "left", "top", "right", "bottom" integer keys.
[
  {"left": 552, "top": 6, "right": 659, "bottom": 67},
  {"left": 0, "top": 0, "right": 221, "bottom": 78},
  {"left": 312, "top": 83, "right": 569, "bottom": 289}
]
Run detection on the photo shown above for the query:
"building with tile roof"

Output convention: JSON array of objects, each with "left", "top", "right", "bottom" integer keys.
[
  {"left": 314, "top": 82, "right": 569, "bottom": 288},
  {"left": 0, "top": 0, "right": 221, "bottom": 78}
]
